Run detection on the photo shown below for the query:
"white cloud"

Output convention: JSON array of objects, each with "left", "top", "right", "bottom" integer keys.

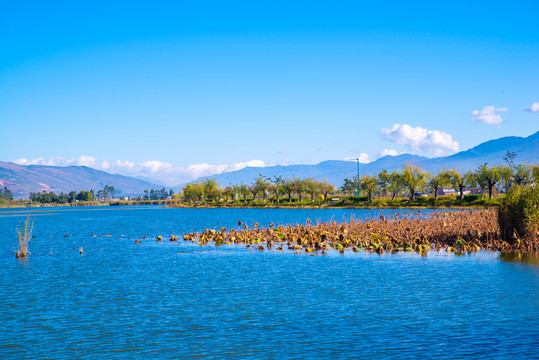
[
  {"left": 524, "top": 102, "right": 539, "bottom": 113},
  {"left": 344, "top": 153, "right": 370, "bottom": 164},
  {"left": 471, "top": 105, "right": 508, "bottom": 125},
  {"left": 12, "top": 156, "right": 269, "bottom": 186},
  {"left": 381, "top": 124, "right": 459, "bottom": 156},
  {"left": 378, "top": 148, "right": 401, "bottom": 157}
]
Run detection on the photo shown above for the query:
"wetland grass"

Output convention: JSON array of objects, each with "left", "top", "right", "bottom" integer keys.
[
  {"left": 15, "top": 214, "right": 33, "bottom": 258},
  {"left": 498, "top": 185, "right": 539, "bottom": 248}
]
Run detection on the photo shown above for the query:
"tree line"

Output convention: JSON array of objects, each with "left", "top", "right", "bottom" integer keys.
[
  {"left": 180, "top": 176, "right": 336, "bottom": 204},
  {"left": 139, "top": 188, "right": 174, "bottom": 201},
  {"left": 179, "top": 152, "right": 539, "bottom": 205},
  {"left": 29, "top": 190, "right": 94, "bottom": 204},
  {"left": 2, "top": 151, "right": 537, "bottom": 206},
  {"left": 342, "top": 153, "right": 539, "bottom": 203}
]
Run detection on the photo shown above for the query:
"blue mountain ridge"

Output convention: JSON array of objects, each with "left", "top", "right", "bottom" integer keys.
[
  {"left": 175, "top": 130, "right": 539, "bottom": 190},
  {"left": 0, "top": 162, "right": 162, "bottom": 199},
  {"left": 2, "top": 130, "right": 538, "bottom": 198}
]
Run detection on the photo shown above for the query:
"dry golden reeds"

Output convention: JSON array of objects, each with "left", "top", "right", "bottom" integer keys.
[
  {"left": 182, "top": 210, "right": 536, "bottom": 254},
  {"left": 16, "top": 215, "right": 33, "bottom": 258}
]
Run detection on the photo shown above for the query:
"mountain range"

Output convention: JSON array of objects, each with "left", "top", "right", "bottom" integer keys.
[
  {"left": 0, "top": 162, "right": 161, "bottom": 199},
  {"left": 178, "top": 130, "right": 539, "bottom": 190},
  {"left": 2, "top": 130, "right": 538, "bottom": 199}
]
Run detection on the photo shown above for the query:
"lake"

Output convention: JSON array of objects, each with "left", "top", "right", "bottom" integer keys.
[{"left": 1, "top": 206, "right": 537, "bottom": 359}]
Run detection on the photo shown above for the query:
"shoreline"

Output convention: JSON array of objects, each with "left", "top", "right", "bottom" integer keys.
[{"left": 0, "top": 201, "right": 495, "bottom": 211}]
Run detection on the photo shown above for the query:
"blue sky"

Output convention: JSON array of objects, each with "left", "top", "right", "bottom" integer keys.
[{"left": 1, "top": 1, "right": 538, "bottom": 185}]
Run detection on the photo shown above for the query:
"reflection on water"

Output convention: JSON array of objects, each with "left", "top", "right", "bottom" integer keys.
[{"left": 499, "top": 251, "right": 539, "bottom": 266}]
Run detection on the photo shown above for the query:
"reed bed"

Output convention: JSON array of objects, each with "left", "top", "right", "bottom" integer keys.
[
  {"left": 181, "top": 210, "right": 537, "bottom": 254},
  {"left": 16, "top": 215, "right": 33, "bottom": 258}
]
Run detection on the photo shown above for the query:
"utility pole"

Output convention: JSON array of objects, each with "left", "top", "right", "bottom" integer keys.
[{"left": 352, "top": 158, "right": 360, "bottom": 202}]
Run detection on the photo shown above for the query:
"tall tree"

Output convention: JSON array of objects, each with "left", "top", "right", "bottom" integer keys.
[
  {"left": 476, "top": 163, "right": 500, "bottom": 199},
  {"left": 427, "top": 170, "right": 451, "bottom": 200},
  {"left": 512, "top": 163, "right": 531, "bottom": 186},
  {"left": 449, "top": 169, "right": 475, "bottom": 200},
  {"left": 387, "top": 171, "right": 402, "bottom": 200},
  {"left": 291, "top": 177, "right": 306, "bottom": 202},
  {"left": 271, "top": 176, "right": 285, "bottom": 203},
  {"left": 304, "top": 178, "right": 319, "bottom": 202},
  {"left": 360, "top": 175, "right": 378, "bottom": 203},
  {"left": 402, "top": 164, "right": 428, "bottom": 200},
  {"left": 282, "top": 178, "right": 294, "bottom": 202},
  {"left": 498, "top": 165, "right": 513, "bottom": 192},
  {"left": 239, "top": 184, "right": 249, "bottom": 202},
  {"left": 203, "top": 178, "right": 219, "bottom": 202},
  {"left": 378, "top": 170, "right": 390, "bottom": 198}
]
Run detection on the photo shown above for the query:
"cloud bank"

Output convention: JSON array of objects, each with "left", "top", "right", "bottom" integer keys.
[
  {"left": 378, "top": 148, "right": 401, "bottom": 157},
  {"left": 344, "top": 153, "right": 370, "bottom": 164},
  {"left": 13, "top": 156, "right": 268, "bottom": 186},
  {"left": 471, "top": 105, "right": 508, "bottom": 125},
  {"left": 524, "top": 102, "right": 539, "bottom": 113},
  {"left": 381, "top": 124, "right": 459, "bottom": 156}
]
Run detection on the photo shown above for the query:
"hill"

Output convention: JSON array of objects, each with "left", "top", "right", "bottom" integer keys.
[
  {"left": 178, "top": 130, "right": 539, "bottom": 189},
  {"left": 0, "top": 162, "right": 162, "bottom": 199},
  {"left": 3, "top": 131, "right": 538, "bottom": 198}
]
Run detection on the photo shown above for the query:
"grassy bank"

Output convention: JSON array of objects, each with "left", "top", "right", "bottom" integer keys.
[
  {"left": 1, "top": 194, "right": 502, "bottom": 209},
  {"left": 168, "top": 194, "right": 502, "bottom": 209}
]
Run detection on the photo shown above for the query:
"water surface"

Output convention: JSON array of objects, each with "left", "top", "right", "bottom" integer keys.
[{"left": 0, "top": 206, "right": 537, "bottom": 359}]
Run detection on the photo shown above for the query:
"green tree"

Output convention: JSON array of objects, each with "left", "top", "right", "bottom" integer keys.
[
  {"left": 304, "top": 178, "right": 319, "bottom": 202},
  {"left": 291, "top": 177, "right": 306, "bottom": 202},
  {"left": 76, "top": 190, "right": 93, "bottom": 202},
  {"left": 319, "top": 180, "right": 335, "bottom": 200},
  {"left": 282, "top": 178, "right": 294, "bottom": 202},
  {"left": 498, "top": 165, "right": 513, "bottom": 192},
  {"left": 531, "top": 164, "right": 539, "bottom": 185},
  {"left": 67, "top": 191, "right": 77, "bottom": 203},
  {"left": 512, "top": 163, "right": 531, "bottom": 186},
  {"left": 427, "top": 170, "right": 451, "bottom": 200},
  {"left": 476, "top": 163, "right": 500, "bottom": 200},
  {"left": 182, "top": 182, "right": 204, "bottom": 203},
  {"left": 387, "top": 171, "right": 402, "bottom": 200},
  {"left": 378, "top": 170, "right": 390, "bottom": 197},
  {"left": 270, "top": 176, "right": 285, "bottom": 203},
  {"left": 449, "top": 169, "right": 475, "bottom": 200},
  {"left": 203, "top": 178, "right": 220, "bottom": 202},
  {"left": 222, "top": 185, "right": 234, "bottom": 202},
  {"left": 402, "top": 164, "right": 428, "bottom": 200},
  {"left": 360, "top": 175, "right": 378, "bottom": 203},
  {"left": 0, "top": 187, "right": 13, "bottom": 201},
  {"left": 340, "top": 177, "right": 358, "bottom": 196},
  {"left": 238, "top": 184, "right": 249, "bottom": 202}
]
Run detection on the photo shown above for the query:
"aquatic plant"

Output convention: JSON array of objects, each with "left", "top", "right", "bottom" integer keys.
[
  {"left": 16, "top": 214, "right": 33, "bottom": 258},
  {"left": 183, "top": 210, "right": 535, "bottom": 254},
  {"left": 498, "top": 185, "right": 539, "bottom": 248}
]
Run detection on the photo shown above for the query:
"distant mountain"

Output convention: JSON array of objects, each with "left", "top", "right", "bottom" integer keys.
[
  {"left": 4, "top": 130, "right": 538, "bottom": 198},
  {"left": 177, "top": 130, "right": 539, "bottom": 189},
  {"left": 0, "top": 162, "right": 162, "bottom": 199}
]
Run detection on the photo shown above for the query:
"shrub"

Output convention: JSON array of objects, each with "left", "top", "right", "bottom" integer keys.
[
  {"left": 463, "top": 194, "right": 482, "bottom": 203},
  {"left": 498, "top": 185, "right": 539, "bottom": 245},
  {"left": 437, "top": 195, "right": 453, "bottom": 202},
  {"left": 16, "top": 215, "right": 34, "bottom": 258}
]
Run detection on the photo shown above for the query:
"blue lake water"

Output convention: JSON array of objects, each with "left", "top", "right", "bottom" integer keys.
[{"left": 0, "top": 206, "right": 538, "bottom": 359}]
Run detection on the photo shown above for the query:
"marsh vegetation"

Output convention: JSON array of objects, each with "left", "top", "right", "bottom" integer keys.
[{"left": 15, "top": 215, "right": 33, "bottom": 258}]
